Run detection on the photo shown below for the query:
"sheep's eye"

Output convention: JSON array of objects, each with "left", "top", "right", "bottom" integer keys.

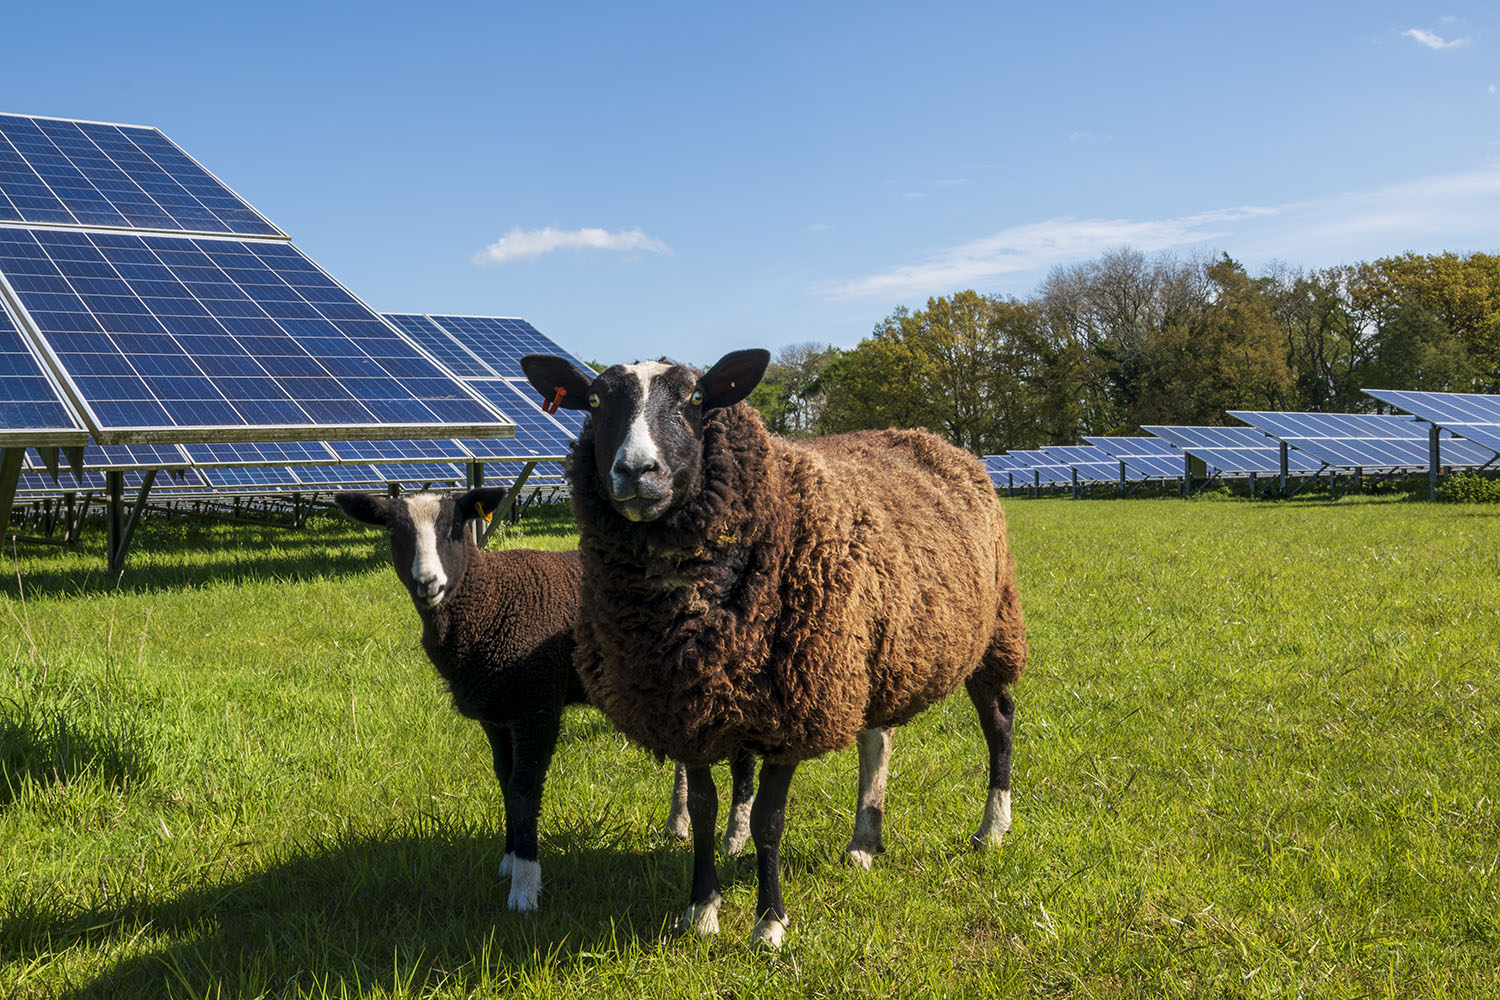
[
  {"left": 589, "top": 393, "right": 600, "bottom": 408},
  {"left": 690, "top": 389, "right": 703, "bottom": 406}
]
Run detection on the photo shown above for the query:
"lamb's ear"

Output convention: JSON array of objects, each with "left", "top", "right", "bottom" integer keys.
[
  {"left": 456, "top": 487, "right": 509, "bottom": 523},
  {"left": 698, "top": 349, "right": 771, "bottom": 410},
  {"left": 520, "top": 354, "right": 594, "bottom": 411},
  {"left": 334, "top": 491, "right": 391, "bottom": 526}
]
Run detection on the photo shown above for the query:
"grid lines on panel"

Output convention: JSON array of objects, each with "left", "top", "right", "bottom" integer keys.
[
  {"left": 1362, "top": 389, "right": 1500, "bottom": 457},
  {"left": 0, "top": 229, "right": 506, "bottom": 439},
  {"left": 0, "top": 292, "right": 87, "bottom": 442},
  {"left": 0, "top": 114, "right": 282, "bottom": 238},
  {"left": 1229, "top": 410, "right": 1498, "bottom": 470},
  {"left": 1141, "top": 425, "right": 1323, "bottom": 474}
]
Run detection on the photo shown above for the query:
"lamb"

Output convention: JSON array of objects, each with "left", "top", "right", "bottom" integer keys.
[
  {"left": 334, "top": 488, "right": 757, "bottom": 912},
  {"left": 519, "top": 349, "right": 1027, "bottom": 949}
]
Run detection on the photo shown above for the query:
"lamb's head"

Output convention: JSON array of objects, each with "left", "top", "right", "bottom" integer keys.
[
  {"left": 334, "top": 488, "right": 509, "bottom": 609},
  {"left": 521, "top": 349, "right": 769, "bottom": 523}
]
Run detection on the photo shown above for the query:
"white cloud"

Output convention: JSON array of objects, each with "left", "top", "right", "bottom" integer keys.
[
  {"left": 472, "top": 226, "right": 672, "bottom": 266},
  {"left": 1403, "top": 27, "right": 1469, "bottom": 50},
  {"left": 819, "top": 167, "right": 1500, "bottom": 301}
]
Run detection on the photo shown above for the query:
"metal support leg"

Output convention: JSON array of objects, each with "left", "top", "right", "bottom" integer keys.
[
  {"left": 1428, "top": 424, "right": 1440, "bottom": 501},
  {"left": 108, "top": 470, "right": 156, "bottom": 574},
  {"left": 1279, "top": 442, "right": 1289, "bottom": 498},
  {"left": 466, "top": 460, "right": 485, "bottom": 544},
  {"left": 106, "top": 471, "right": 124, "bottom": 568},
  {"left": 480, "top": 461, "right": 537, "bottom": 548},
  {"left": 0, "top": 447, "right": 23, "bottom": 535}
]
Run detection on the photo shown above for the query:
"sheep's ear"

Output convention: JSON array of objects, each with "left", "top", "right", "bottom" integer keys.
[
  {"left": 457, "top": 487, "right": 509, "bottom": 524},
  {"left": 698, "top": 349, "right": 771, "bottom": 410},
  {"left": 335, "top": 491, "right": 391, "bottom": 526},
  {"left": 520, "top": 354, "right": 595, "bottom": 412}
]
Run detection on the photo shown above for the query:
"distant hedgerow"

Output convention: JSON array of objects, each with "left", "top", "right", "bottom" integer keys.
[{"left": 1436, "top": 470, "right": 1500, "bottom": 503}]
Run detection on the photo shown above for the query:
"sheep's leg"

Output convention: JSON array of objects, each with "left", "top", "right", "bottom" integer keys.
[
  {"left": 666, "top": 763, "right": 691, "bottom": 840},
  {"left": 722, "top": 748, "right": 756, "bottom": 856},
  {"left": 748, "top": 760, "right": 798, "bottom": 950},
  {"left": 481, "top": 721, "right": 516, "bottom": 875},
  {"left": 678, "top": 766, "right": 723, "bottom": 936},
  {"left": 502, "top": 714, "right": 561, "bottom": 913},
  {"left": 845, "top": 726, "right": 893, "bottom": 869},
  {"left": 965, "top": 674, "right": 1016, "bottom": 849}
]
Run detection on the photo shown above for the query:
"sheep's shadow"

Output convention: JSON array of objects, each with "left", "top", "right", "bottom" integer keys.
[{"left": 19, "top": 825, "right": 755, "bottom": 999}]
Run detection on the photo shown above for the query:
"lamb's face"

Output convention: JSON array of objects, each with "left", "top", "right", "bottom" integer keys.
[
  {"left": 587, "top": 362, "right": 706, "bottom": 523},
  {"left": 384, "top": 493, "right": 471, "bottom": 608}
]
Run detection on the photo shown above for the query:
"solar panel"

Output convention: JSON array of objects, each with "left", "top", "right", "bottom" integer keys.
[
  {"left": 26, "top": 443, "right": 190, "bottom": 472},
  {"left": 14, "top": 467, "right": 205, "bottom": 494},
  {"left": 422, "top": 315, "right": 596, "bottom": 380},
  {"left": 1083, "top": 436, "right": 1192, "bottom": 479},
  {"left": 0, "top": 229, "right": 509, "bottom": 442},
  {"left": 1362, "top": 390, "right": 1500, "bottom": 457},
  {"left": 459, "top": 380, "right": 575, "bottom": 459},
  {"left": 0, "top": 114, "right": 282, "bottom": 238},
  {"left": 1140, "top": 425, "right": 1323, "bottom": 475},
  {"left": 180, "top": 440, "right": 338, "bottom": 467},
  {"left": 1229, "top": 410, "right": 1499, "bottom": 470},
  {"left": 1037, "top": 445, "right": 1125, "bottom": 483},
  {"left": 327, "top": 438, "right": 471, "bottom": 463},
  {"left": 1003, "top": 450, "right": 1077, "bottom": 485},
  {"left": 384, "top": 313, "right": 499, "bottom": 378},
  {"left": 0, "top": 291, "right": 88, "bottom": 446}
]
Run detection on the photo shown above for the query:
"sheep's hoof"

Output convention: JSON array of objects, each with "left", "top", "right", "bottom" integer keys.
[
  {"left": 679, "top": 893, "right": 722, "bottom": 937},
  {"left": 666, "top": 813, "right": 691, "bottom": 841},
  {"left": 749, "top": 915, "right": 788, "bottom": 951},
  {"left": 971, "top": 790, "right": 1012, "bottom": 850},
  {"left": 506, "top": 858, "right": 541, "bottom": 912},
  {"left": 498, "top": 852, "right": 514, "bottom": 877},
  {"left": 845, "top": 846, "right": 877, "bottom": 870},
  {"left": 969, "top": 829, "right": 1006, "bottom": 850},
  {"left": 721, "top": 829, "right": 749, "bottom": 856}
]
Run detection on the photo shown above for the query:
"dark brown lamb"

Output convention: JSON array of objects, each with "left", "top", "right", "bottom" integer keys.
[{"left": 519, "top": 349, "right": 1027, "bottom": 950}]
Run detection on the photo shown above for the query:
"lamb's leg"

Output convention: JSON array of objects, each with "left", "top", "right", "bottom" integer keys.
[
  {"left": 502, "top": 713, "right": 562, "bottom": 912},
  {"left": 679, "top": 766, "right": 723, "bottom": 935},
  {"left": 965, "top": 673, "right": 1016, "bottom": 849},
  {"left": 481, "top": 721, "right": 516, "bottom": 876},
  {"left": 666, "top": 763, "right": 691, "bottom": 840},
  {"left": 845, "top": 726, "right": 892, "bottom": 869},
  {"left": 748, "top": 760, "right": 798, "bottom": 950},
  {"left": 722, "top": 748, "right": 756, "bottom": 856}
]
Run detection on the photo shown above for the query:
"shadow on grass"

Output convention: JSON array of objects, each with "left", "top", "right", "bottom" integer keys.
[
  {"left": 8, "top": 820, "right": 752, "bottom": 997},
  {"left": 0, "top": 699, "right": 152, "bottom": 808}
]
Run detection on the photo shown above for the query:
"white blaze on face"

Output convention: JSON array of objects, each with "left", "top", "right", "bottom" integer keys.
[
  {"left": 611, "top": 361, "right": 673, "bottom": 501},
  {"left": 406, "top": 493, "right": 448, "bottom": 606}
]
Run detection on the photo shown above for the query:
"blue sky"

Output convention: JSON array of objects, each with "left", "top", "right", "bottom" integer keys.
[{"left": 5, "top": 1, "right": 1499, "bottom": 366}]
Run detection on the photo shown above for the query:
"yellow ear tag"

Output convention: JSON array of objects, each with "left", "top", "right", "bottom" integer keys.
[{"left": 475, "top": 501, "right": 493, "bottom": 523}]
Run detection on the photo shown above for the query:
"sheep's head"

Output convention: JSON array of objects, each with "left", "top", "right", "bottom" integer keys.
[
  {"left": 334, "top": 488, "right": 508, "bottom": 609},
  {"left": 521, "top": 350, "right": 769, "bottom": 523}
]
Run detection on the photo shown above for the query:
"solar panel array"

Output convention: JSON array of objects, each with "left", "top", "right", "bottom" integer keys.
[
  {"left": 1139, "top": 424, "right": 1324, "bottom": 475},
  {"left": 1361, "top": 390, "right": 1500, "bottom": 456},
  {"left": 1083, "top": 436, "right": 1195, "bottom": 479},
  {"left": 1038, "top": 445, "right": 1123, "bottom": 483},
  {"left": 0, "top": 292, "right": 87, "bottom": 445},
  {"left": 1229, "top": 410, "right": 1498, "bottom": 470}
]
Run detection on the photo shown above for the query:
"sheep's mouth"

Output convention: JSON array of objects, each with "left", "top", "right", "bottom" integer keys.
[
  {"left": 616, "top": 495, "right": 672, "bottom": 523},
  {"left": 415, "top": 586, "right": 446, "bottom": 608}
]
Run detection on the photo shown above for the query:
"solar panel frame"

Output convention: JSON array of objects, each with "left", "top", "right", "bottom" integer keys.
[
  {"left": 0, "top": 113, "right": 285, "bottom": 239},
  {"left": 1037, "top": 445, "right": 1126, "bottom": 483},
  {"left": 1228, "top": 410, "right": 1499, "bottom": 470},
  {"left": 1082, "top": 436, "right": 1193, "bottom": 479},
  {"left": 0, "top": 289, "right": 89, "bottom": 446},
  {"left": 1140, "top": 425, "right": 1324, "bottom": 475},
  {"left": 0, "top": 229, "right": 516, "bottom": 444},
  {"left": 1362, "top": 389, "right": 1500, "bottom": 457}
]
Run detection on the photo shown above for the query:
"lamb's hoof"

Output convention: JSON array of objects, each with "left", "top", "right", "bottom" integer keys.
[
  {"left": 679, "top": 893, "right": 722, "bottom": 937},
  {"left": 498, "top": 852, "right": 514, "bottom": 877},
  {"left": 749, "top": 915, "right": 788, "bottom": 951},
  {"left": 845, "top": 846, "right": 877, "bottom": 870},
  {"left": 506, "top": 858, "right": 541, "bottom": 912},
  {"left": 969, "top": 828, "right": 1007, "bottom": 851},
  {"left": 721, "top": 829, "right": 749, "bottom": 856},
  {"left": 666, "top": 814, "right": 691, "bottom": 841}
]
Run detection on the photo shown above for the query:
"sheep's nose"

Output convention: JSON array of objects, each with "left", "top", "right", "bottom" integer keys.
[{"left": 614, "top": 456, "right": 659, "bottom": 479}]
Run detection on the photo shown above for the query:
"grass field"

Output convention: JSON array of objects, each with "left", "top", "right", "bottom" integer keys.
[{"left": 2, "top": 496, "right": 1497, "bottom": 998}]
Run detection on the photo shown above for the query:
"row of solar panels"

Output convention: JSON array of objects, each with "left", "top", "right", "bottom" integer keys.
[{"left": 984, "top": 394, "right": 1500, "bottom": 488}]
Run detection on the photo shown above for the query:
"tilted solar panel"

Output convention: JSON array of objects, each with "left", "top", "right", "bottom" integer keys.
[
  {"left": 459, "top": 379, "right": 575, "bottom": 459},
  {"left": 424, "top": 315, "right": 595, "bottom": 379},
  {"left": 384, "top": 313, "right": 498, "bottom": 378},
  {"left": 1229, "top": 410, "right": 1498, "bottom": 470},
  {"left": 1082, "top": 436, "right": 1192, "bottom": 479},
  {"left": 1037, "top": 445, "right": 1123, "bottom": 483},
  {"left": 0, "top": 229, "right": 509, "bottom": 442},
  {"left": 0, "top": 114, "right": 283, "bottom": 238},
  {"left": 327, "top": 438, "right": 471, "bottom": 463},
  {"left": 25, "top": 443, "right": 190, "bottom": 472},
  {"left": 0, "top": 292, "right": 88, "bottom": 446},
  {"left": 1140, "top": 425, "right": 1322, "bottom": 475},
  {"left": 1362, "top": 389, "right": 1500, "bottom": 456}
]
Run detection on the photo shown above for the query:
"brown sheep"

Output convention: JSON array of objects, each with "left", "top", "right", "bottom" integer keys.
[{"left": 520, "top": 349, "right": 1027, "bottom": 949}]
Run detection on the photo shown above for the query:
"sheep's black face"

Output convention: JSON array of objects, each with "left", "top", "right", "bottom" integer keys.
[{"left": 519, "top": 350, "right": 771, "bottom": 524}]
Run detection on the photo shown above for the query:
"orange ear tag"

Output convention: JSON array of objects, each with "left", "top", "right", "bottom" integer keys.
[
  {"left": 542, "top": 386, "right": 567, "bottom": 414},
  {"left": 474, "top": 501, "right": 493, "bottom": 523}
]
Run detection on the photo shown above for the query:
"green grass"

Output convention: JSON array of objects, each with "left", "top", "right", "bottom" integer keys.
[{"left": 2, "top": 496, "right": 1498, "bottom": 998}]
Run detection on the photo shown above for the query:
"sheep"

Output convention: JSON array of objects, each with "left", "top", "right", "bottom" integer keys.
[
  {"left": 334, "top": 488, "right": 759, "bottom": 912},
  {"left": 519, "top": 349, "right": 1027, "bottom": 949}
]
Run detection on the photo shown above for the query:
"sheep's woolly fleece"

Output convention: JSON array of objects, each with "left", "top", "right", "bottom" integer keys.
[{"left": 568, "top": 399, "right": 1026, "bottom": 768}]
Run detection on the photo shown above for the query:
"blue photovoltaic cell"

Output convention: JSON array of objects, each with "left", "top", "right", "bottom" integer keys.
[
  {"left": 327, "top": 438, "right": 471, "bottom": 463},
  {"left": 459, "top": 379, "right": 575, "bottom": 459},
  {"left": 15, "top": 467, "right": 205, "bottom": 493},
  {"left": 0, "top": 114, "right": 282, "bottom": 238},
  {"left": 383, "top": 314, "right": 499, "bottom": 378},
  {"left": 0, "top": 229, "right": 506, "bottom": 439},
  {"left": 422, "top": 315, "right": 596, "bottom": 379},
  {"left": 1002, "top": 450, "right": 1076, "bottom": 485},
  {"left": 1362, "top": 389, "right": 1500, "bottom": 457},
  {"left": 1228, "top": 410, "right": 1498, "bottom": 470},
  {"left": 1141, "top": 425, "right": 1323, "bottom": 475},
  {"left": 0, "top": 293, "right": 87, "bottom": 443},
  {"left": 1038, "top": 445, "right": 1125, "bottom": 482},
  {"left": 26, "top": 443, "right": 190, "bottom": 471},
  {"left": 1083, "top": 436, "right": 1197, "bottom": 479},
  {"left": 181, "top": 441, "right": 338, "bottom": 467}
]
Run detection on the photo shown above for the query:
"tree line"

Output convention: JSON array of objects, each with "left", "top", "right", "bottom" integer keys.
[{"left": 746, "top": 248, "right": 1500, "bottom": 454}]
